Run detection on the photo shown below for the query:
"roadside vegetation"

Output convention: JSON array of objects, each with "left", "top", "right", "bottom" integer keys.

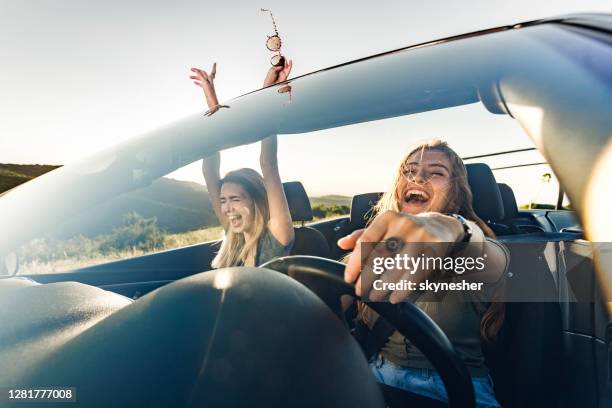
[
  {"left": 18, "top": 213, "right": 224, "bottom": 274},
  {"left": 18, "top": 206, "right": 347, "bottom": 274},
  {"left": 6, "top": 163, "right": 565, "bottom": 275},
  {"left": 311, "top": 203, "right": 350, "bottom": 220}
]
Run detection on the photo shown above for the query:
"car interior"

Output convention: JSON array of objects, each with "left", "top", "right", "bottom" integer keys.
[
  {"left": 1, "top": 161, "right": 603, "bottom": 408},
  {"left": 1, "top": 15, "right": 610, "bottom": 408}
]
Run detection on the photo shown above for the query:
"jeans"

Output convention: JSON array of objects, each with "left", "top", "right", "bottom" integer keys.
[{"left": 369, "top": 354, "right": 501, "bottom": 408}]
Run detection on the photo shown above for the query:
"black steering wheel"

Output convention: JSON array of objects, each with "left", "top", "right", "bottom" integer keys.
[{"left": 261, "top": 255, "right": 476, "bottom": 408}]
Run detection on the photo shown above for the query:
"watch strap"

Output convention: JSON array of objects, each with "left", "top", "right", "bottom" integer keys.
[{"left": 450, "top": 214, "right": 473, "bottom": 243}]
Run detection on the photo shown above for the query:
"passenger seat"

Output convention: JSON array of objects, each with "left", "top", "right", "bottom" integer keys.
[
  {"left": 331, "top": 192, "right": 383, "bottom": 259},
  {"left": 497, "top": 183, "right": 546, "bottom": 234},
  {"left": 283, "top": 182, "right": 330, "bottom": 258}
]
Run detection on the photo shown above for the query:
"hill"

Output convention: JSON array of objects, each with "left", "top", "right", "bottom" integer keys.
[
  {"left": 2, "top": 164, "right": 353, "bottom": 238},
  {"left": 310, "top": 195, "right": 351, "bottom": 207},
  {"left": 54, "top": 177, "right": 219, "bottom": 238},
  {"left": 0, "top": 163, "right": 61, "bottom": 193},
  {"left": 1, "top": 164, "right": 219, "bottom": 237}
]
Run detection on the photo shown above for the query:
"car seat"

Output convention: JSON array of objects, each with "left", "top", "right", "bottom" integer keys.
[
  {"left": 465, "top": 163, "right": 511, "bottom": 235},
  {"left": 466, "top": 164, "right": 563, "bottom": 408},
  {"left": 331, "top": 192, "right": 383, "bottom": 259},
  {"left": 283, "top": 181, "right": 330, "bottom": 258},
  {"left": 497, "top": 183, "right": 547, "bottom": 234}
]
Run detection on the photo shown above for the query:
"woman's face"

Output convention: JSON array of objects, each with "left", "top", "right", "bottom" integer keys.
[
  {"left": 220, "top": 182, "right": 255, "bottom": 234},
  {"left": 397, "top": 149, "right": 453, "bottom": 215}
]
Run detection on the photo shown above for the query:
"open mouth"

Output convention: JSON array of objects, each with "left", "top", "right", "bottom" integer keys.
[
  {"left": 403, "top": 189, "right": 431, "bottom": 205},
  {"left": 228, "top": 214, "right": 243, "bottom": 228}
]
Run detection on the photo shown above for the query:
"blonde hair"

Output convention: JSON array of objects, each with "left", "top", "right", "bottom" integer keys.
[
  {"left": 370, "top": 139, "right": 504, "bottom": 341},
  {"left": 211, "top": 168, "right": 269, "bottom": 269},
  {"left": 375, "top": 139, "right": 493, "bottom": 236}
]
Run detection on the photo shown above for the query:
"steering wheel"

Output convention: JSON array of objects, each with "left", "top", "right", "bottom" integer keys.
[{"left": 261, "top": 255, "right": 476, "bottom": 408}]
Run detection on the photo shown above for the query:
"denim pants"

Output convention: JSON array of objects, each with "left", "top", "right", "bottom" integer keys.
[{"left": 369, "top": 354, "right": 501, "bottom": 408}]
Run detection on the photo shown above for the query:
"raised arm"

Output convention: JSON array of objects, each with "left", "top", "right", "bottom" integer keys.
[
  {"left": 260, "top": 135, "right": 294, "bottom": 246},
  {"left": 202, "top": 152, "right": 227, "bottom": 230},
  {"left": 190, "top": 63, "right": 220, "bottom": 113},
  {"left": 259, "top": 60, "right": 295, "bottom": 246},
  {"left": 191, "top": 63, "right": 227, "bottom": 229}
]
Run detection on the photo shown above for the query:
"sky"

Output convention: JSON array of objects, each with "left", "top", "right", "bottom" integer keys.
[{"left": 1, "top": 0, "right": 610, "bottom": 201}]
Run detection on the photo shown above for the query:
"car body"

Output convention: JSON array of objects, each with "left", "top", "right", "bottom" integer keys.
[{"left": 0, "top": 13, "right": 611, "bottom": 408}]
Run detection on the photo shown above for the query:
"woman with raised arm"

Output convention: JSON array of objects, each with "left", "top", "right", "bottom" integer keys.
[
  {"left": 339, "top": 140, "right": 507, "bottom": 408},
  {"left": 189, "top": 60, "right": 295, "bottom": 267}
]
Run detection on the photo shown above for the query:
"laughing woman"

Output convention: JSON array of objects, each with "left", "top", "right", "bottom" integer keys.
[
  {"left": 340, "top": 140, "right": 507, "bottom": 408},
  {"left": 190, "top": 61, "right": 294, "bottom": 267}
]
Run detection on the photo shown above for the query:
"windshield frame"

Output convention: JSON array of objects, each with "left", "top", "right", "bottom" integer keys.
[{"left": 1, "top": 20, "right": 609, "bottom": 264}]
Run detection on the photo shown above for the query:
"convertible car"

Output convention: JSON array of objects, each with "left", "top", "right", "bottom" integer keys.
[{"left": 0, "top": 13, "right": 610, "bottom": 408}]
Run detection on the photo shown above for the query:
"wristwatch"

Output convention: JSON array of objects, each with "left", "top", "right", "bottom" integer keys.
[{"left": 449, "top": 214, "right": 473, "bottom": 243}]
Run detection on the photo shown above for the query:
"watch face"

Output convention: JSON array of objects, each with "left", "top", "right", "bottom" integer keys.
[
  {"left": 271, "top": 54, "right": 285, "bottom": 67},
  {"left": 266, "top": 35, "right": 282, "bottom": 51}
]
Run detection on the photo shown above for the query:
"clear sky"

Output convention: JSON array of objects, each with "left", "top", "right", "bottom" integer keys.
[{"left": 1, "top": 0, "right": 610, "bottom": 201}]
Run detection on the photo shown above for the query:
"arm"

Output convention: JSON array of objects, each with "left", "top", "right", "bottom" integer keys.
[
  {"left": 260, "top": 135, "right": 294, "bottom": 246},
  {"left": 191, "top": 63, "right": 227, "bottom": 228},
  {"left": 421, "top": 214, "right": 507, "bottom": 284},
  {"left": 464, "top": 235, "right": 509, "bottom": 284},
  {"left": 202, "top": 152, "right": 227, "bottom": 230},
  {"left": 339, "top": 211, "right": 508, "bottom": 303},
  {"left": 258, "top": 59, "right": 295, "bottom": 245},
  {"left": 190, "top": 63, "right": 220, "bottom": 112}
]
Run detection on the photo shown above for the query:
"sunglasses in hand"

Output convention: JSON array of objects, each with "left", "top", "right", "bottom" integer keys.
[{"left": 261, "top": 8, "right": 285, "bottom": 67}]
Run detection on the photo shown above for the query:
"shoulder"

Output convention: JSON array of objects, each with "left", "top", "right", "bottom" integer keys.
[
  {"left": 484, "top": 238, "right": 510, "bottom": 276},
  {"left": 261, "top": 226, "right": 294, "bottom": 249}
]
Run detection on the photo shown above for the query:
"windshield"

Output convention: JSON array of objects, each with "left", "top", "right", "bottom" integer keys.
[
  {"left": 1, "top": 22, "right": 601, "bottom": 275},
  {"left": 10, "top": 101, "right": 568, "bottom": 275}
]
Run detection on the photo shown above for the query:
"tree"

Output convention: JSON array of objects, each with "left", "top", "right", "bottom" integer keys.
[{"left": 99, "top": 212, "right": 166, "bottom": 254}]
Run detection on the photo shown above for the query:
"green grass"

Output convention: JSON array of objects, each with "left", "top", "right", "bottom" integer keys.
[
  {"left": 0, "top": 164, "right": 61, "bottom": 193},
  {"left": 310, "top": 195, "right": 351, "bottom": 207},
  {"left": 17, "top": 215, "right": 349, "bottom": 275},
  {"left": 19, "top": 225, "right": 225, "bottom": 275}
]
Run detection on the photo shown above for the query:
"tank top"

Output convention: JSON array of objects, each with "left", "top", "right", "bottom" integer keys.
[
  {"left": 255, "top": 227, "right": 294, "bottom": 266},
  {"left": 362, "top": 238, "right": 508, "bottom": 376}
]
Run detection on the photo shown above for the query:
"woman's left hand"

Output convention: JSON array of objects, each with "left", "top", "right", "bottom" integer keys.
[
  {"left": 338, "top": 211, "right": 476, "bottom": 303},
  {"left": 263, "top": 59, "right": 293, "bottom": 87}
]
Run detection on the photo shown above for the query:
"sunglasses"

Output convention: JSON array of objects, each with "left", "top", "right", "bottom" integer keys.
[{"left": 261, "top": 9, "right": 285, "bottom": 67}]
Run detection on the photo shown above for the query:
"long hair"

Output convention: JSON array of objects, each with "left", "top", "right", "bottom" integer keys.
[
  {"left": 211, "top": 168, "right": 269, "bottom": 269},
  {"left": 372, "top": 139, "right": 504, "bottom": 342}
]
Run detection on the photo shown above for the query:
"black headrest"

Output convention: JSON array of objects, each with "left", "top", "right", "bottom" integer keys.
[
  {"left": 465, "top": 163, "right": 504, "bottom": 222},
  {"left": 350, "top": 193, "right": 383, "bottom": 229},
  {"left": 498, "top": 183, "right": 519, "bottom": 219},
  {"left": 283, "top": 181, "right": 312, "bottom": 222}
]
